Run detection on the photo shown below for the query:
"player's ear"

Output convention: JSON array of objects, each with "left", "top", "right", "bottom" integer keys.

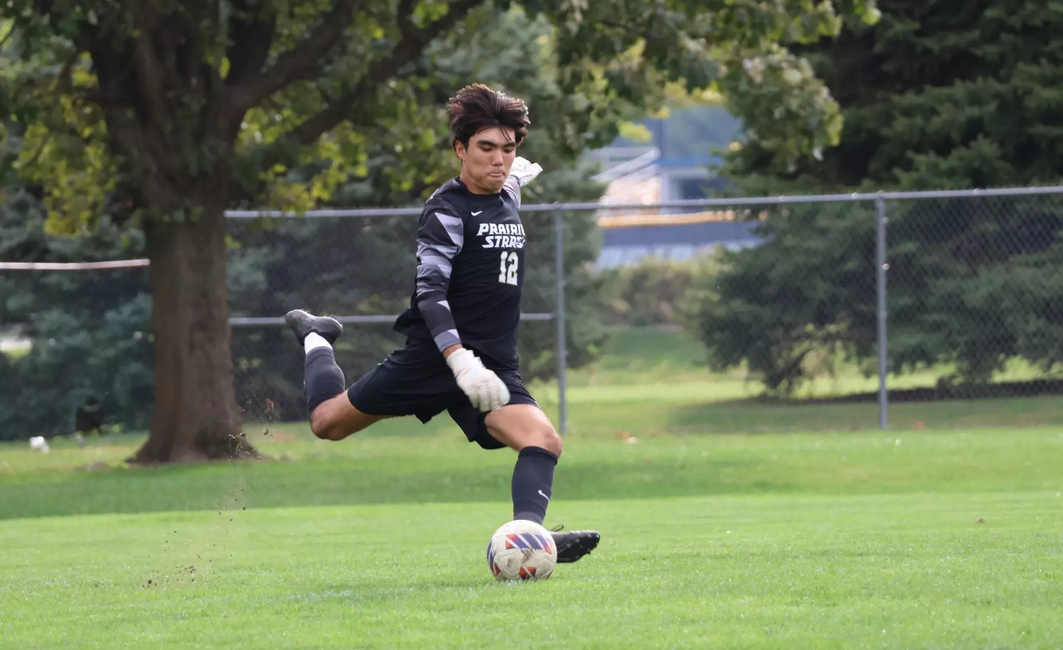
[{"left": 454, "top": 141, "right": 467, "bottom": 163}]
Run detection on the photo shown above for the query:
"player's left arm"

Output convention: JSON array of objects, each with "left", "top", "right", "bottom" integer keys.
[{"left": 502, "top": 156, "right": 542, "bottom": 207}]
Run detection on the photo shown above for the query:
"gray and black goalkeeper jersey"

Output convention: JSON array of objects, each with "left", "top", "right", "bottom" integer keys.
[{"left": 393, "top": 175, "right": 528, "bottom": 369}]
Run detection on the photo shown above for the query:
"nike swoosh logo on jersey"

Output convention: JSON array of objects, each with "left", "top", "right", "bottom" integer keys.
[{"left": 471, "top": 210, "right": 483, "bottom": 216}]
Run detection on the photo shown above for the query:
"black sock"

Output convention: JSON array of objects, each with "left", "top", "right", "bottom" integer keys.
[
  {"left": 304, "top": 347, "right": 345, "bottom": 416},
  {"left": 512, "top": 446, "right": 557, "bottom": 525}
]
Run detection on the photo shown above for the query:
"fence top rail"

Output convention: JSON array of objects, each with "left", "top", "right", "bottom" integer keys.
[{"left": 224, "top": 185, "right": 1063, "bottom": 219}]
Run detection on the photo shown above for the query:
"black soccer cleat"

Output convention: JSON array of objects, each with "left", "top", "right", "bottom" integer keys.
[
  {"left": 550, "top": 526, "right": 601, "bottom": 563},
  {"left": 284, "top": 309, "right": 343, "bottom": 345}
]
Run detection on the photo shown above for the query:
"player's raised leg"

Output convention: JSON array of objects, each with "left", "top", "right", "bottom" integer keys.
[
  {"left": 485, "top": 404, "right": 601, "bottom": 563},
  {"left": 285, "top": 309, "right": 389, "bottom": 441}
]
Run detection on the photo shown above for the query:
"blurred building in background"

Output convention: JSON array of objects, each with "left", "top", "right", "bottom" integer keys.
[{"left": 584, "top": 105, "right": 762, "bottom": 268}]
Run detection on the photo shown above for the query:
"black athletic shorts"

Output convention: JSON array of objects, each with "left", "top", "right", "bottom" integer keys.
[{"left": 346, "top": 338, "right": 537, "bottom": 450}]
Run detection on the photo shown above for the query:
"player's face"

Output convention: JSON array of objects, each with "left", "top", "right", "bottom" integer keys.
[{"left": 456, "top": 126, "right": 517, "bottom": 194}]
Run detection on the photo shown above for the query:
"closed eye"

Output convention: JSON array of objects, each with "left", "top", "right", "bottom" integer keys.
[{"left": 475, "top": 138, "right": 517, "bottom": 151}]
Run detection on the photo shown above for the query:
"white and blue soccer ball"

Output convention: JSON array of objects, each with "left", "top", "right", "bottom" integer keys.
[{"left": 486, "top": 519, "right": 557, "bottom": 581}]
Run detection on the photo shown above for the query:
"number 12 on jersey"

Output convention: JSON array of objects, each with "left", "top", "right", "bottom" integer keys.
[{"left": 498, "top": 251, "right": 519, "bottom": 286}]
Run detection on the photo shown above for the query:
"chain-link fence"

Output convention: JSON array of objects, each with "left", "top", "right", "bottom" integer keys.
[
  {"left": 583, "top": 187, "right": 1063, "bottom": 433},
  {"left": 6, "top": 186, "right": 1063, "bottom": 438},
  {"left": 882, "top": 192, "right": 1063, "bottom": 403}
]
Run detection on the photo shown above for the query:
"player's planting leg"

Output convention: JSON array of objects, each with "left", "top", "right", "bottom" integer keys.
[
  {"left": 285, "top": 309, "right": 388, "bottom": 441},
  {"left": 484, "top": 404, "right": 560, "bottom": 523},
  {"left": 485, "top": 404, "right": 600, "bottom": 563},
  {"left": 511, "top": 445, "right": 557, "bottom": 524}
]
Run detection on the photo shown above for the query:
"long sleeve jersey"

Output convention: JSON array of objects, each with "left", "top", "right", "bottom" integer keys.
[{"left": 393, "top": 174, "right": 528, "bottom": 369}]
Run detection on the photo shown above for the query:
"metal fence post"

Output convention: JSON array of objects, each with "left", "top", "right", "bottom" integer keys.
[
  {"left": 553, "top": 208, "right": 568, "bottom": 436},
  {"left": 876, "top": 196, "right": 889, "bottom": 430}
]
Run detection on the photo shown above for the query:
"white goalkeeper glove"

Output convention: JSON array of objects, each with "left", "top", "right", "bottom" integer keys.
[
  {"left": 509, "top": 156, "right": 543, "bottom": 186},
  {"left": 446, "top": 348, "right": 511, "bottom": 412}
]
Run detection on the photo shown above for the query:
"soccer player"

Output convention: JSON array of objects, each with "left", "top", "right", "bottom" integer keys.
[{"left": 285, "top": 83, "right": 600, "bottom": 564}]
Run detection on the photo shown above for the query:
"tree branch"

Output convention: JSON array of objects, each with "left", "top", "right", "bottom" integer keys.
[
  {"left": 397, "top": 0, "right": 417, "bottom": 39},
  {"left": 227, "top": 0, "right": 361, "bottom": 113},
  {"left": 119, "top": 0, "right": 171, "bottom": 128},
  {"left": 254, "top": 0, "right": 485, "bottom": 173},
  {"left": 225, "top": 0, "right": 278, "bottom": 86},
  {"left": 88, "top": 31, "right": 184, "bottom": 199}
]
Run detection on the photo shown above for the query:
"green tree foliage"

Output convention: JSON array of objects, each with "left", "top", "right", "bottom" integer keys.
[
  {"left": 726, "top": 0, "right": 1063, "bottom": 190},
  {"left": 599, "top": 256, "right": 718, "bottom": 328},
  {"left": 697, "top": 1, "right": 1063, "bottom": 393},
  {"left": 0, "top": 0, "right": 877, "bottom": 458},
  {"left": 687, "top": 203, "right": 879, "bottom": 394}
]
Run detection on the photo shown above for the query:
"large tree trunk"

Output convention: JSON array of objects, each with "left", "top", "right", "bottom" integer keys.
[{"left": 130, "top": 207, "right": 257, "bottom": 464}]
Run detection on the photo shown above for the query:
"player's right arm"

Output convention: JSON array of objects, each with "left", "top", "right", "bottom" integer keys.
[
  {"left": 413, "top": 203, "right": 464, "bottom": 353},
  {"left": 414, "top": 202, "right": 509, "bottom": 412}
]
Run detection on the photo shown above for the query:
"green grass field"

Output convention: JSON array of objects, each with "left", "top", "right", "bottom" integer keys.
[
  {"left": 2, "top": 430, "right": 1062, "bottom": 648},
  {"left": 3, "top": 327, "right": 1063, "bottom": 648}
]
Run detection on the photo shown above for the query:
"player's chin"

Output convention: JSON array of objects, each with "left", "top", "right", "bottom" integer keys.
[{"left": 485, "top": 172, "right": 506, "bottom": 189}]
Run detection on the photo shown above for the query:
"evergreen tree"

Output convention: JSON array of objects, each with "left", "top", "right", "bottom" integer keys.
[
  {"left": 728, "top": 0, "right": 1063, "bottom": 191},
  {"left": 696, "top": 1, "right": 1063, "bottom": 393}
]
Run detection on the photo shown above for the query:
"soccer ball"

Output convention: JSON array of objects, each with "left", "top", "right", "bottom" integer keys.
[{"left": 486, "top": 519, "right": 557, "bottom": 581}]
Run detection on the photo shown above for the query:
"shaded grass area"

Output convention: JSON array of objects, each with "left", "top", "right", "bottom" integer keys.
[
  {"left": 555, "top": 325, "right": 1063, "bottom": 396},
  {"left": 527, "top": 327, "right": 1063, "bottom": 434},
  {"left": 2, "top": 428, "right": 1061, "bottom": 520},
  {"left": 562, "top": 393, "right": 1063, "bottom": 436}
]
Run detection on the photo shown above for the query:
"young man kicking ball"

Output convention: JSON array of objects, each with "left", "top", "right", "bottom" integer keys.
[{"left": 285, "top": 83, "right": 600, "bottom": 564}]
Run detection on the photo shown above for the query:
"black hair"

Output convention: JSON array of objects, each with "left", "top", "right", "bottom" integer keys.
[{"left": 447, "top": 84, "right": 530, "bottom": 149}]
